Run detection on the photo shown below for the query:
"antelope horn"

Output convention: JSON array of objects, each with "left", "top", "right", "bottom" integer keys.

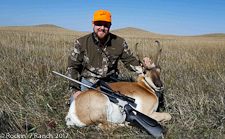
[
  {"left": 154, "top": 40, "right": 162, "bottom": 66},
  {"left": 135, "top": 43, "right": 147, "bottom": 68},
  {"left": 135, "top": 43, "right": 141, "bottom": 62},
  {"left": 135, "top": 43, "right": 140, "bottom": 60}
]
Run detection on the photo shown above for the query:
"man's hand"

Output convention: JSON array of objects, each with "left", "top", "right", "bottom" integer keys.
[
  {"left": 143, "top": 57, "right": 152, "bottom": 68},
  {"left": 73, "top": 91, "right": 82, "bottom": 100}
]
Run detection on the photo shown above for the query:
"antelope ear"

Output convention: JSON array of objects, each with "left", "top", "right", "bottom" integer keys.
[{"left": 130, "top": 65, "right": 143, "bottom": 74}]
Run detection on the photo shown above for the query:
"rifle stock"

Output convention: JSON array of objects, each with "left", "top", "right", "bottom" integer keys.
[{"left": 124, "top": 104, "right": 163, "bottom": 137}]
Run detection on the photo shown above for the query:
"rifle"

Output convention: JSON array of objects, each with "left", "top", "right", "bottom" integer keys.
[{"left": 52, "top": 71, "right": 163, "bottom": 137}]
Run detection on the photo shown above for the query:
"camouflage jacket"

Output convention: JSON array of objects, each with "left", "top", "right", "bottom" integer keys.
[{"left": 67, "top": 32, "right": 140, "bottom": 89}]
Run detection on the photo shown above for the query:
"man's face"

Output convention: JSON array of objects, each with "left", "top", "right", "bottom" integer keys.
[{"left": 92, "top": 21, "right": 111, "bottom": 40}]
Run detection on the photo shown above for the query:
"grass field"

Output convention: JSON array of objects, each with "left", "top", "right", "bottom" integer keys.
[{"left": 0, "top": 25, "right": 224, "bottom": 138}]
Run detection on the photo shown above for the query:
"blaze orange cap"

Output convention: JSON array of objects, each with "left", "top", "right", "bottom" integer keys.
[{"left": 93, "top": 10, "right": 111, "bottom": 22}]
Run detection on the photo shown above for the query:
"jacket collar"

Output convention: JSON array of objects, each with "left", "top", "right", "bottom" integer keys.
[{"left": 92, "top": 32, "right": 111, "bottom": 46}]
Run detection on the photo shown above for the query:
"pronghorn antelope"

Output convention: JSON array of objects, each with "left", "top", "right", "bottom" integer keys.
[{"left": 65, "top": 41, "right": 171, "bottom": 128}]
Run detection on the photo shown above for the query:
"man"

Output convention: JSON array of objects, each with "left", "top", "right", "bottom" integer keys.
[{"left": 67, "top": 10, "right": 151, "bottom": 103}]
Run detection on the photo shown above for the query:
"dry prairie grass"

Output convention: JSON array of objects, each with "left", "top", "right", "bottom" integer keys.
[{"left": 0, "top": 25, "right": 224, "bottom": 138}]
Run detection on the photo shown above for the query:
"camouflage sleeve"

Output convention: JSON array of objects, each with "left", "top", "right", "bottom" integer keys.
[
  {"left": 120, "top": 40, "right": 141, "bottom": 71},
  {"left": 67, "top": 40, "right": 83, "bottom": 90}
]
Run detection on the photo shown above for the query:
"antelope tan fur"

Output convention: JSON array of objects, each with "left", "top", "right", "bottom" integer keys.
[{"left": 65, "top": 41, "right": 171, "bottom": 127}]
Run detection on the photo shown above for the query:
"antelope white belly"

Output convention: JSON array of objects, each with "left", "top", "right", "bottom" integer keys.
[{"left": 105, "top": 100, "right": 126, "bottom": 124}]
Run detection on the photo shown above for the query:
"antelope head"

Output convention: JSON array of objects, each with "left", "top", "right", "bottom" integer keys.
[{"left": 131, "top": 41, "right": 163, "bottom": 92}]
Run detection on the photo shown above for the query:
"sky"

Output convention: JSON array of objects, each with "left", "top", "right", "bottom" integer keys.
[{"left": 0, "top": 0, "right": 225, "bottom": 36}]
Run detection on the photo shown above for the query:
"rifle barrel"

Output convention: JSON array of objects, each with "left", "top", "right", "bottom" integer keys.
[{"left": 52, "top": 71, "right": 93, "bottom": 89}]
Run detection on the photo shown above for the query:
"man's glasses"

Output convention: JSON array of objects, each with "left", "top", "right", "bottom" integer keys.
[{"left": 94, "top": 22, "right": 111, "bottom": 28}]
